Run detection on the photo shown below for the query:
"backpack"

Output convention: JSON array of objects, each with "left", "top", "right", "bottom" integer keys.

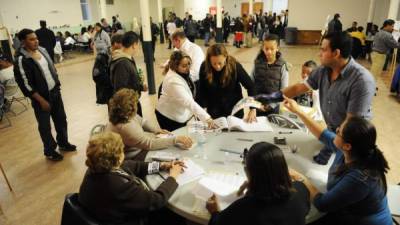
[{"left": 92, "top": 53, "right": 113, "bottom": 104}]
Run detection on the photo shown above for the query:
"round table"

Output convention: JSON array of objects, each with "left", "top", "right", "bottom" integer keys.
[{"left": 146, "top": 124, "right": 333, "bottom": 224}]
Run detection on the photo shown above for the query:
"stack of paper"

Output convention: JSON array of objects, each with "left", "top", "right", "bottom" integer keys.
[
  {"left": 193, "top": 173, "right": 246, "bottom": 210},
  {"left": 160, "top": 159, "right": 205, "bottom": 185}
]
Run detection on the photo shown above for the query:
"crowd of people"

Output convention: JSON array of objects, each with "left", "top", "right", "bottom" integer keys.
[{"left": 1, "top": 8, "right": 397, "bottom": 225}]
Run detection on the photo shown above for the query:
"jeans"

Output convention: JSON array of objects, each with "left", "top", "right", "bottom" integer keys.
[{"left": 204, "top": 32, "right": 210, "bottom": 45}]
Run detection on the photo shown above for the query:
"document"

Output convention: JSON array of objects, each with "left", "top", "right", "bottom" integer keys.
[
  {"left": 160, "top": 159, "right": 205, "bottom": 185},
  {"left": 231, "top": 97, "right": 264, "bottom": 116},
  {"left": 214, "top": 116, "right": 274, "bottom": 132}
]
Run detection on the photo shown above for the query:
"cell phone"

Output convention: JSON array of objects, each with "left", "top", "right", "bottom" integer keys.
[{"left": 274, "top": 137, "right": 287, "bottom": 145}]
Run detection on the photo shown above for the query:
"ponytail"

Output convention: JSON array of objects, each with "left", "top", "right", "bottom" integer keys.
[{"left": 366, "top": 146, "right": 389, "bottom": 194}]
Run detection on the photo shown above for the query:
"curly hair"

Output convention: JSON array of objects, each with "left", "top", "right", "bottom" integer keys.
[
  {"left": 85, "top": 132, "right": 125, "bottom": 173},
  {"left": 108, "top": 88, "right": 139, "bottom": 125}
]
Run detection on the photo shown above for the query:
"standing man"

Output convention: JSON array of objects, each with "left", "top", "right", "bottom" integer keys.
[
  {"left": 223, "top": 12, "right": 231, "bottom": 43},
  {"left": 255, "top": 32, "right": 376, "bottom": 165},
  {"left": 14, "top": 29, "right": 76, "bottom": 161},
  {"left": 370, "top": 19, "right": 400, "bottom": 78},
  {"left": 327, "top": 13, "right": 342, "bottom": 34},
  {"left": 171, "top": 30, "right": 205, "bottom": 86},
  {"left": 203, "top": 14, "right": 214, "bottom": 47},
  {"left": 35, "top": 20, "right": 56, "bottom": 61}
]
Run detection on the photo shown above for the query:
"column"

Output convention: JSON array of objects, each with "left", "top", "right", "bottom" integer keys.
[
  {"left": 367, "top": 0, "right": 376, "bottom": 22},
  {"left": 99, "top": 0, "right": 107, "bottom": 20},
  {"left": 388, "top": 0, "right": 400, "bottom": 20},
  {"left": 215, "top": 0, "right": 223, "bottom": 43},
  {"left": 157, "top": 0, "right": 165, "bottom": 43},
  {"left": 265, "top": 0, "right": 273, "bottom": 13},
  {"left": 249, "top": 0, "right": 253, "bottom": 15},
  {"left": 140, "top": 0, "right": 156, "bottom": 95}
]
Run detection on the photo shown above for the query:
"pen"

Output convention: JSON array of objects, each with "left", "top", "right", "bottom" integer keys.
[
  {"left": 219, "top": 148, "right": 241, "bottom": 155},
  {"left": 279, "top": 131, "right": 293, "bottom": 134},
  {"left": 236, "top": 138, "right": 254, "bottom": 142},
  {"left": 157, "top": 172, "right": 166, "bottom": 180}
]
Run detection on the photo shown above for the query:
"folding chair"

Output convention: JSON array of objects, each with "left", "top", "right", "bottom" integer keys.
[{"left": 4, "top": 78, "right": 28, "bottom": 116}]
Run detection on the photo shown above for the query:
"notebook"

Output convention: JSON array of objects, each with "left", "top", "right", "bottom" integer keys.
[{"left": 213, "top": 116, "right": 274, "bottom": 132}]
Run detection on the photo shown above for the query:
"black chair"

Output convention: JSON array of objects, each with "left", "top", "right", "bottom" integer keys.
[
  {"left": 60, "top": 193, "right": 100, "bottom": 225},
  {"left": 351, "top": 37, "right": 363, "bottom": 59}
]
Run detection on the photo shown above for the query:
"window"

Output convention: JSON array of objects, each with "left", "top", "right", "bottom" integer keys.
[{"left": 80, "top": 0, "right": 91, "bottom": 21}]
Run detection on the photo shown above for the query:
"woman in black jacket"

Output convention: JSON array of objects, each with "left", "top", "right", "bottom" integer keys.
[
  {"left": 196, "top": 44, "right": 256, "bottom": 121},
  {"left": 206, "top": 142, "right": 310, "bottom": 225},
  {"left": 79, "top": 132, "right": 186, "bottom": 225}
]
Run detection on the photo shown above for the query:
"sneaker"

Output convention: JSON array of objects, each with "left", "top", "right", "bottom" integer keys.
[
  {"left": 45, "top": 151, "right": 63, "bottom": 161},
  {"left": 59, "top": 143, "right": 77, "bottom": 152}
]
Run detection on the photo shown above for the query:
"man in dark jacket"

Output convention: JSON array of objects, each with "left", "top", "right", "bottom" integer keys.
[
  {"left": 327, "top": 13, "right": 343, "bottom": 34},
  {"left": 110, "top": 31, "right": 146, "bottom": 116},
  {"left": 13, "top": 29, "right": 76, "bottom": 161},
  {"left": 35, "top": 20, "right": 56, "bottom": 61}
]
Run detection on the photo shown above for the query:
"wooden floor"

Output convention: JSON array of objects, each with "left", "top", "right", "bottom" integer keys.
[{"left": 0, "top": 38, "right": 399, "bottom": 225}]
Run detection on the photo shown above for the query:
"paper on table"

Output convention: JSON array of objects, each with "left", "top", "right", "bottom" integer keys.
[
  {"left": 227, "top": 116, "right": 274, "bottom": 132},
  {"left": 193, "top": 173, "right": 246, "bottom": 210},
  {"left": 231, "top": 97, "right": 263, "bottom": 116},
  {"left": 150, "top": 152, "right": 180, "bottom": 161},
  {"left": 160, "top": 159, "right": 205, "bottom": 185}
]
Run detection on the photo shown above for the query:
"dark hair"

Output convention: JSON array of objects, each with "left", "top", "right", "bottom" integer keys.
[
  {"left": 245, "top": 142, "right": 294, "bottom": 201},
  {"left": 339, "top": 117, "right": 389, "bottom": 194},
  {"left": 382, "top": 19, "right": 395, "bottom": 28},
  {"left": 263, "top": 34, "right": 280, "bottom": 46},
  {"left": 88, "top": 25, "right": 93, "bottom": 31},
  {"left": 323, "top": 31, "right": 353, "bottom": 58},
  {"left": 121, "top": 31, "right": 139, "bottom": 48},
  {"left": 95, "top": 22, "right": 102, "bottom": 28},
  {"left": 40, "top": 20, "right": 46, "bottom": 28},
  {"left": 18, "top": 29, "right": 35, "bottom": 41},
  {"left": 303, "top": 60, "right": 317, "bottom": 68},
  {"left": 189, "top": 15, "right": 193, "bottom": 20},
  {"left": 163, "top": 50, "right": 191, "bottom": 75},
  {"left": 334, "top": 13, "right": 340, "bottom": 19},
  {"left": 81, "top": 27, "right": 87, "bottom": 35},
  {"left": 171, "top": 30, "right": 186, "bottom": 40},
  {"left": 65, "top": 31, "right": 72, "bottom": 37},
  {"left": 56, "top": 31, "right": 63, "bottom": 37},
  {"left": 101, "top": 18, "right": 106, "bottom": 23},
  {"left": 111, "top": 34, "right": 123, "bottom": 45},
  {"left": 357, "top": 26, "right": 364, "bottom": 32}
]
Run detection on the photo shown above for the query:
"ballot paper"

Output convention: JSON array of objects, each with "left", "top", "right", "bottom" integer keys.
[
  {"left": 231, "top": 97, "right": 264, "bottom": 116},
  {"left": 160, "top": 159, "right": 205, "bottom": 185},
  {"left": 193, "top": 173, "right": 246, "bottom": 210}
]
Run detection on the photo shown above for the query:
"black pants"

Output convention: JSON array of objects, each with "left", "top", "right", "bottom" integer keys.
[
  {"left": 32, "top": 89, "right": 69, "bottom": 155},
  {"left": 155, "top": 110, "right": 186, "bottom": 131},
  {"left": 223, "top": 29, "right": 229, "bottom": 42}
]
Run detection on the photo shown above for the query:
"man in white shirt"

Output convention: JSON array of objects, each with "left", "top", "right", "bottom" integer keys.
[{"left": 170, "top": 30, "right": 205, "bottom": 83}]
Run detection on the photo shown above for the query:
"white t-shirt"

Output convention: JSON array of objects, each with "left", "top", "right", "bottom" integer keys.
[
  {"left": 37, "top": 53, "right": 55, "bottom": 90},
  {"left": 167, "top": 22, "right": 177, "bottom": 35},
  {"left": 0, "top": 66, "right": 14, "bottom": 84},
  {"left": 64, "top": 36, "right": 76, "bottom": 45}
]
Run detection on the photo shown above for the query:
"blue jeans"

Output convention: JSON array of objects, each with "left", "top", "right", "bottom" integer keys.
[{"left": 204, "top": 32, "right": 210, "bottom": 45}]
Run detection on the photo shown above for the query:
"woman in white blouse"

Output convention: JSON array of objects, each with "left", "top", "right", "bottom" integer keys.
[{"left": 156, "top": 51, "right": 217, "bottom": 131}]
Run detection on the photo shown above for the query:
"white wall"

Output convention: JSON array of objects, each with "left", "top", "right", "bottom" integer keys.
[
  {"left": 288, "top": 0, "right": 370, "bottom": 30},
  {"left": 0, "top": 0, "right": 83, "bottom": 33},
  {"left": 372, "top": 0, "right": 390, "bottom": 26}
]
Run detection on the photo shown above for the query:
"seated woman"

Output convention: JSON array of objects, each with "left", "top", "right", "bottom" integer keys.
[
  {"left": 63, "top": 31, "right": 76, "bottom": 51},
  {"left": 79, "top": 132, "right": 186, "bottom": 225},
  {"left": 206, "top": 142, "right": 310, "bottom": 225},
  {"left": 196, "top": 44, "right": 257, "bottom": 122},
  {"left": 106, "top": 88, "right": 193, "bottom": 160},
  {"left": 283, "top": 97, "right": 392, "bottom": 225},
  {"left": 156, "top": 51, "right": 217, "bottom": 131},
  {"left": 78, "top": 27, "right": 91, "bottom": 44}
]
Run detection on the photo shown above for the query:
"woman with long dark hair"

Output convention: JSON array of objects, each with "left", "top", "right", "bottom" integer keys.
[
  {"left": 196, "top": 44, "right": 257, "bottom": 122},
  {"left": 283, "top": 97, "right": 392, "bottom": 225},
  {"left": 206, "top": 142, "right": 310, "bottom": 225}
]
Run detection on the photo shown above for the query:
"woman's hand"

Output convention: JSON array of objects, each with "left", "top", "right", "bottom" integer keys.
[
  {"left": 237, "top": 181, "right": 248, "bottom": 196},
  {"left": 206, "top": 118, "right": 219, "bottom": 129},
  {"left": 158, "top": 129, "right": 172, "bottom": 135},
  {"left": 288, "top": 168, "right": 306, "bottom": 182},
  {"left": 244, "top": 109, "right": 257, "bottom": 123},
  {"left": 169, "top": 161, "right": 185, "bottom": 179},
  {"left": 175, "top": 136, "right": 193, "bottom": 149},
  {"left": 160, "top": 160, "right": 186, "bottom": 171},
  {"left": 206, "top": 194, "right": 221, "bottom": 214},
  {"left": 282, "top": 96, "right": 302, "bottom": 115}
]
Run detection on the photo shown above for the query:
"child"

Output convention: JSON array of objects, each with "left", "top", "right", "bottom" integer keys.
[
  {"left": 295, "top": 60, "right": 323, "bottom": 121},
  {"left": 252, "top": 34, "right": 288, "bottom": 115}
]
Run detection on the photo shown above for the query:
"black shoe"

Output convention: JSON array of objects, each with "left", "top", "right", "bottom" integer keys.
[
  {"left": 45, "top": 151, "right": 64, "bottom": 161},
  {"left": 59, "top": 143, "right": 77, "bottom": 152}
]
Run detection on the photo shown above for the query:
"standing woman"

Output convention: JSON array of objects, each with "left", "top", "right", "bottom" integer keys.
[
  {"left": 196, "top": 44, "right": 257, "bottom": 122},
  {"left": 283, "top": 97, "right": 392, "bottom": 225},
  {"left": 156, "top": 51, "right": 217, "bottom": 131}
]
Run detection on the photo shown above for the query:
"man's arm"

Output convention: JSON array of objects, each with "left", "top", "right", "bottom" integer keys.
[{"left": 282, "top": 83, "right": 310, "bottom": 98}]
